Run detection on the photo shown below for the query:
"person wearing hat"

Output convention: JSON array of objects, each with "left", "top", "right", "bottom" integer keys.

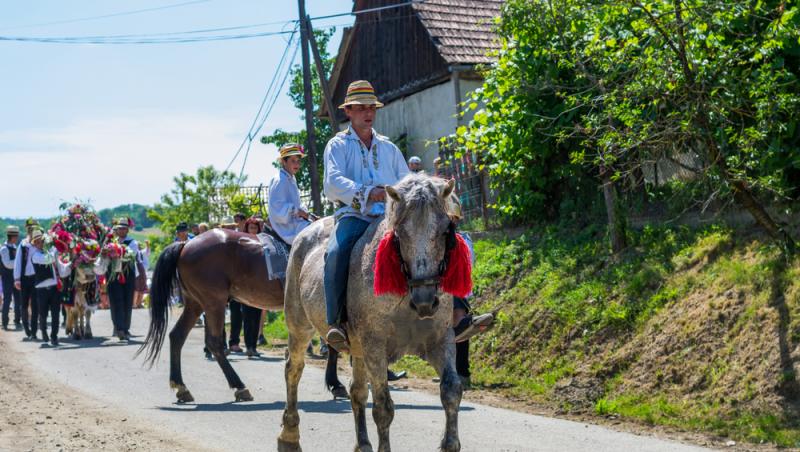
[
  {"left": 29, "top": 229, "right": 72, "bottom": 346},
  {"left": 268, "top": 143, "right": 312, "bottom": 245},
  {"left": 14, "top": 219, "right": 41, "bottom": 338},
  {"left": 322, "top": 80, "right": 410, "bottom": 352},
  {"left": 106, "top": 217, "right": 141, "bottom": 340},
  {"left": 1, "top": 225, "right": 21, "bottom": 329},
  {"left": 174, "top": 222, "right": 193, "bottom": 242},
  {"left": 408, "top": 156, "right": 423, "bottom": 173}
]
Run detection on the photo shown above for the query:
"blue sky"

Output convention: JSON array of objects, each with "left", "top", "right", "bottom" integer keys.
[{"left": 0, "top": 0, "right": 353, "bottom": 218}]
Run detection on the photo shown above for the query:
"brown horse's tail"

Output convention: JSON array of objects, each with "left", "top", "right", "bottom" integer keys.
[{"left": 136, "top": 241, "right": 185, "bottom": 368}]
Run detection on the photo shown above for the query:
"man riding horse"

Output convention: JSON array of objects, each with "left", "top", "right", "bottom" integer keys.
[{"left": 323, "top": 80, "right": 410, "bottom": 352}]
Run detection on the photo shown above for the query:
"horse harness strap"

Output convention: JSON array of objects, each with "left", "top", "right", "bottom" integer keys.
[{"left": 392, "top": 222, "right": 456, "bottom": 290}]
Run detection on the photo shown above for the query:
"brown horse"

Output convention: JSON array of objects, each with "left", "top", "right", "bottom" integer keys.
[{"left": 136, "top": 228, "right": 347, "bottom": 403}]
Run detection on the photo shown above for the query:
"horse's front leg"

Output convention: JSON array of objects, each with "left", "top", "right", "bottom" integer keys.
[
  {"left": 365, "top": 355, "right": 394, "bottom": 452},
  {"left": 426, "top": 333, "right": 462, "bottom": 452},
  {"left": 84, "top": 307, "right": 93, "bottom": 339},
  {"left": 350, "top": 357, "right": 372, "bottom": 452}
]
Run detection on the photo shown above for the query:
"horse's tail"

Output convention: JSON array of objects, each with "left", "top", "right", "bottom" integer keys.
[{"left": 136, "top": 241, "right": 185, "bottom": 368}]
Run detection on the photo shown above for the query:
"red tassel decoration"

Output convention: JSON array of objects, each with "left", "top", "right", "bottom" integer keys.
[
  {"left": 118, "top": 272, "right": 126, "bottom": 285},
  {"left": 441, "top": 234, "right": 473, "bottom": 298},
  {"left": 373, "top": 231, "right": 408, "bottom": 297}
]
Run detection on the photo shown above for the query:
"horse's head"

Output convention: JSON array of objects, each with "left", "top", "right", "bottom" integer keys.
[{"left": 385, "top": 174, "right": 456, "bottom": 319}]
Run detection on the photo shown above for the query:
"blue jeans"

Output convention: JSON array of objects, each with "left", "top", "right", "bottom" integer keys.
[{"left": 324, "top": 216, "right": 370, "bottom": 325}]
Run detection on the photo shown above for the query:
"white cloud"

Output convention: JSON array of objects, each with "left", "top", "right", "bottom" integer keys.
[{"left": 1, "top": 110, "right": 285, "bottom": 218}]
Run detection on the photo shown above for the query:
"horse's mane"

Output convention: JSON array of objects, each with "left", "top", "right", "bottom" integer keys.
[{"left": 386, "top": 173, "right": 448, "bottom": 229}]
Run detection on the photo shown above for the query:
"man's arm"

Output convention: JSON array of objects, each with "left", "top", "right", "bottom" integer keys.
[
  {"left": 13, "top": 244, "right": 23, "bottom": 281},
  {"left": 0, "top": 247, "right": 13, "bottom": 270}
]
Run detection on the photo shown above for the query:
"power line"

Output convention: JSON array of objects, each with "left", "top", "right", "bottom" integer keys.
[
  {"left": 223, "top": 27, "right": 299, "bottom": 176},
  {"left": 0, "top": 0, "right": 214, "bottom": 32},
  {"left": 0, "top": 29, "right": 296, "bottom": 45},
  {"left": 309, "top": 0, "right": 425, "bottom": 21},
  {"left": 238, "top": 40, "right": 299, "bottom": 184},
  {"left": 0, "top": 1, "right": 425, "bottom": 45}
]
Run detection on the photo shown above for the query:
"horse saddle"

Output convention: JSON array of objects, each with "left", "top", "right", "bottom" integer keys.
[{"left": 256, "top": 232, "right": 290, "bottom": 281}]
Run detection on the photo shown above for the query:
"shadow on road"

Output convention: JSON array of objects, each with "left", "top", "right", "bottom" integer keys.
[{"left": 156, "top": 399, "right": 474, "bottom": 413}]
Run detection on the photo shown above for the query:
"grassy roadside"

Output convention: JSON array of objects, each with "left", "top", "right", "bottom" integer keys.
[{"left": 257, "top": 222, "right": 800, "bottom": 447}]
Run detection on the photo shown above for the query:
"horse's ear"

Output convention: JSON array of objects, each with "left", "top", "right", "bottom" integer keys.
[
  {"left": 440, "top": 178, "right": 455, "bottom": 199},
  {"left": 386, "top": 185, "right": 401, "bottom": 203}
]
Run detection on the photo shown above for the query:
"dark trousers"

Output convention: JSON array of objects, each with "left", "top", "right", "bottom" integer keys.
[
  {"left": 228, "top": 300, "right": 260, "bottom": 349},
  {"left": 20, "top": 276, "right": 38, "bottom": 336},
  {"left": 1, "top": 273, "right": 20, "bottom": 327},
  {"left": 456, "top": 340, "right": 470, "bottom": 378},
  {"left": 229, "top": 300, "right": 243, "bottom": 346},
  {"left": 107, "top": 272, "right": 135, "bottom": 334},
  {"left": 241, "top": 304, "right": 261, "bottom": 350},
  {"left": 36, "top": 286, "right": 60, "bottom": 340}
]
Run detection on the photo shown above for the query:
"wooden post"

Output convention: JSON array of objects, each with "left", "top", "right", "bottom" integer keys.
[
  {"left": 306, "top": 15, "right": 339, "bottom": 133},
  {"left": 298, "top": 0, "right": 322, "bottom": 215}
]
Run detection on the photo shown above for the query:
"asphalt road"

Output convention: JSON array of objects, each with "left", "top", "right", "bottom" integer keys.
[{"left": 9, "top": 309, "right": 712, "bottom": 452}]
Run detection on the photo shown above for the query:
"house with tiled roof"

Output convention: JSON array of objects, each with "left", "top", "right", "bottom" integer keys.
[{"left": 323, "top": 0, "right": 503, "bottom": 170}]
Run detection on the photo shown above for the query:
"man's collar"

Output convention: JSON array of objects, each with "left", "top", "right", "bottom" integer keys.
[{"left": 345, "top": 126, "right": 381, "bottom": 143}]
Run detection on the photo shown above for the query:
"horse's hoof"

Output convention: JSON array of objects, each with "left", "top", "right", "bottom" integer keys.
[
  {"left": 277, "top": 438, "right": 302, "bottom": 452},
  {"left": 331, "top": 385, "right": 349, "bottom": 400},
  {"left": 354, "top": 444, "right": 374, "bottom": 452},
  {"left": 72, "top": 333, "right": 81, "bottom": 340},
  {"left": 440, "top": 438, "right": 461, "bottom": 452},
  {"left": 85, "top": 333, "right": 92, "bottom": 339},
  {"left": 176, "top": 388, "right": 194, "bottom": 404},
  {"left": 234, "top": 388, "right": 253, "bottom": 402}
]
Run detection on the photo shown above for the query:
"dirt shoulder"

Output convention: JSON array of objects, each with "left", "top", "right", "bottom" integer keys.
[{"left": 0, "top": 330, "right": 210, "bottom": 452}]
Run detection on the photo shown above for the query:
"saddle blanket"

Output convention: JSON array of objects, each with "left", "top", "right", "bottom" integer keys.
[{"left": 257, "top": 232, "right": 290, "bottom": 281}]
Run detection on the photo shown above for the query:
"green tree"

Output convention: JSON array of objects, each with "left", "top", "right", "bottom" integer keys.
[
  {"left": 462, "top": 0, "right": 800, "bottom": 251},
  {"left": 261, "top": 28, "right": 336, "bottom": 196},
  {"left": 147, "top": 166, "right": 239, "bottom": 237}
]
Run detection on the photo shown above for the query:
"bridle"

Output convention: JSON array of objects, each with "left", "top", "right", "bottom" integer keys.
[{"left": 392, "top": 221, "right": 457, "bottom": 291}]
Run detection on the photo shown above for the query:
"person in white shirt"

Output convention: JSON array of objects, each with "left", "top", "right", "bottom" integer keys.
[
  {"left": 14, "top": 219, "right": 41, "bottom": 338},
  {"left": 268, "top": 143, "right": 312, "bottom": 245},
  {"left": 1, "top": 225, "right": 21, "bottom": 329},
  {"left": 29, "top": 229, "right": 71, "bottom": 346},
  {"left": 322, "top": 80, "right": 410, "bottom": 352}
]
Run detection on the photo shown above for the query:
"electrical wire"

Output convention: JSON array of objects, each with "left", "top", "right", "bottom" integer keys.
[
  {"left": 0, "top": 29, "right": 295, "bottom": 45},
  {"left": 0, "top": 1, "right": 425, "bottom": 45},
  {"left": 223, "top": 26, "right": 299, "bottom": 177},
  {"left": 0, "top": 0, "right": 214, "bottom": 32},
  {"left": 237, "top": 40, "right": 299, "bottom": 183}
]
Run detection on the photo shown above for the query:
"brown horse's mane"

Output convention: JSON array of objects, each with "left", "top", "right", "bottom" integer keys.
[{"left": 386, "top": 173, "right": 449, "bottom": 229}]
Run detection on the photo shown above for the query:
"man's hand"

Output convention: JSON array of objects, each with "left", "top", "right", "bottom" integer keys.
[
  {"left": 14, "top": 281, "right": 21, "bottom": 291},
  {"left": 297, "top": 210, "right": 310, "bottom": 220},
  {"left": 369, "top": 187, "right": 386, "bottom": 202}
]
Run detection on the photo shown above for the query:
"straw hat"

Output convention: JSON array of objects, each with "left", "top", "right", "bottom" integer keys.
[
  {"left": 338, "top": 80, "right": 384, "bottom": 109},
  {"left": 278, "top": 143, "right": 305, "bottom": 160},
  {"left": 29, "top": 228, "right": 44, "bottom": 243},
  {"left": 113, "top": 217, "right": 131, "bottom": 230},
  {"left": 25, "top": 218, "right": 39, "bottom": 228},
  {"left": 6, "top": 225, "right": 19, "bottom": 235}
]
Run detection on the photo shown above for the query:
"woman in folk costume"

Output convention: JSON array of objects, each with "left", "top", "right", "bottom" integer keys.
[{"left": 267, "top": 143, "right": 312, "bottom": 245}]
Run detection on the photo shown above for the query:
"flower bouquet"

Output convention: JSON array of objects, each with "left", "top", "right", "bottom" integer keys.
[{"left": 102, "top": 238, "right": 137, "bottom": 284}]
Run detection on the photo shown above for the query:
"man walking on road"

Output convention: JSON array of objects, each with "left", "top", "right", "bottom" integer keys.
[
  {"left": 14, "top": 219, "right": 40, "bottom": 339},
  {"left": 1, "top": 225, "right": 21, "bottom": 329}
]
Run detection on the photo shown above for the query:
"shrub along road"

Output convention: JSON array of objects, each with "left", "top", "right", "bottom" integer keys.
[{"left": 2, "top": 309, "right": 711, "bottom": 451}]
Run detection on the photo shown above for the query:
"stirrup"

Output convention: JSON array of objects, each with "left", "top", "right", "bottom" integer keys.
[
  {"left": 454, "top": 312, "right": 494, "bottom": 343},
  {"left": 325, "top": 326, "right": 350, "bottom": 354}
]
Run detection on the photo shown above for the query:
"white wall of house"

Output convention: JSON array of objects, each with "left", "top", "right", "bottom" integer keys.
[{"left": 338, "top": 76, "right": 485, "bottom": 172}]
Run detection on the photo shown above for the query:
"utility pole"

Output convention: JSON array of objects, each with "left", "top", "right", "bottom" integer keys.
[
  {"left": 305, "top": 15, "right": 339, "bottom": 133},
  {"left": 298, "top": 0, "right": 322, "bottom": 215}
]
